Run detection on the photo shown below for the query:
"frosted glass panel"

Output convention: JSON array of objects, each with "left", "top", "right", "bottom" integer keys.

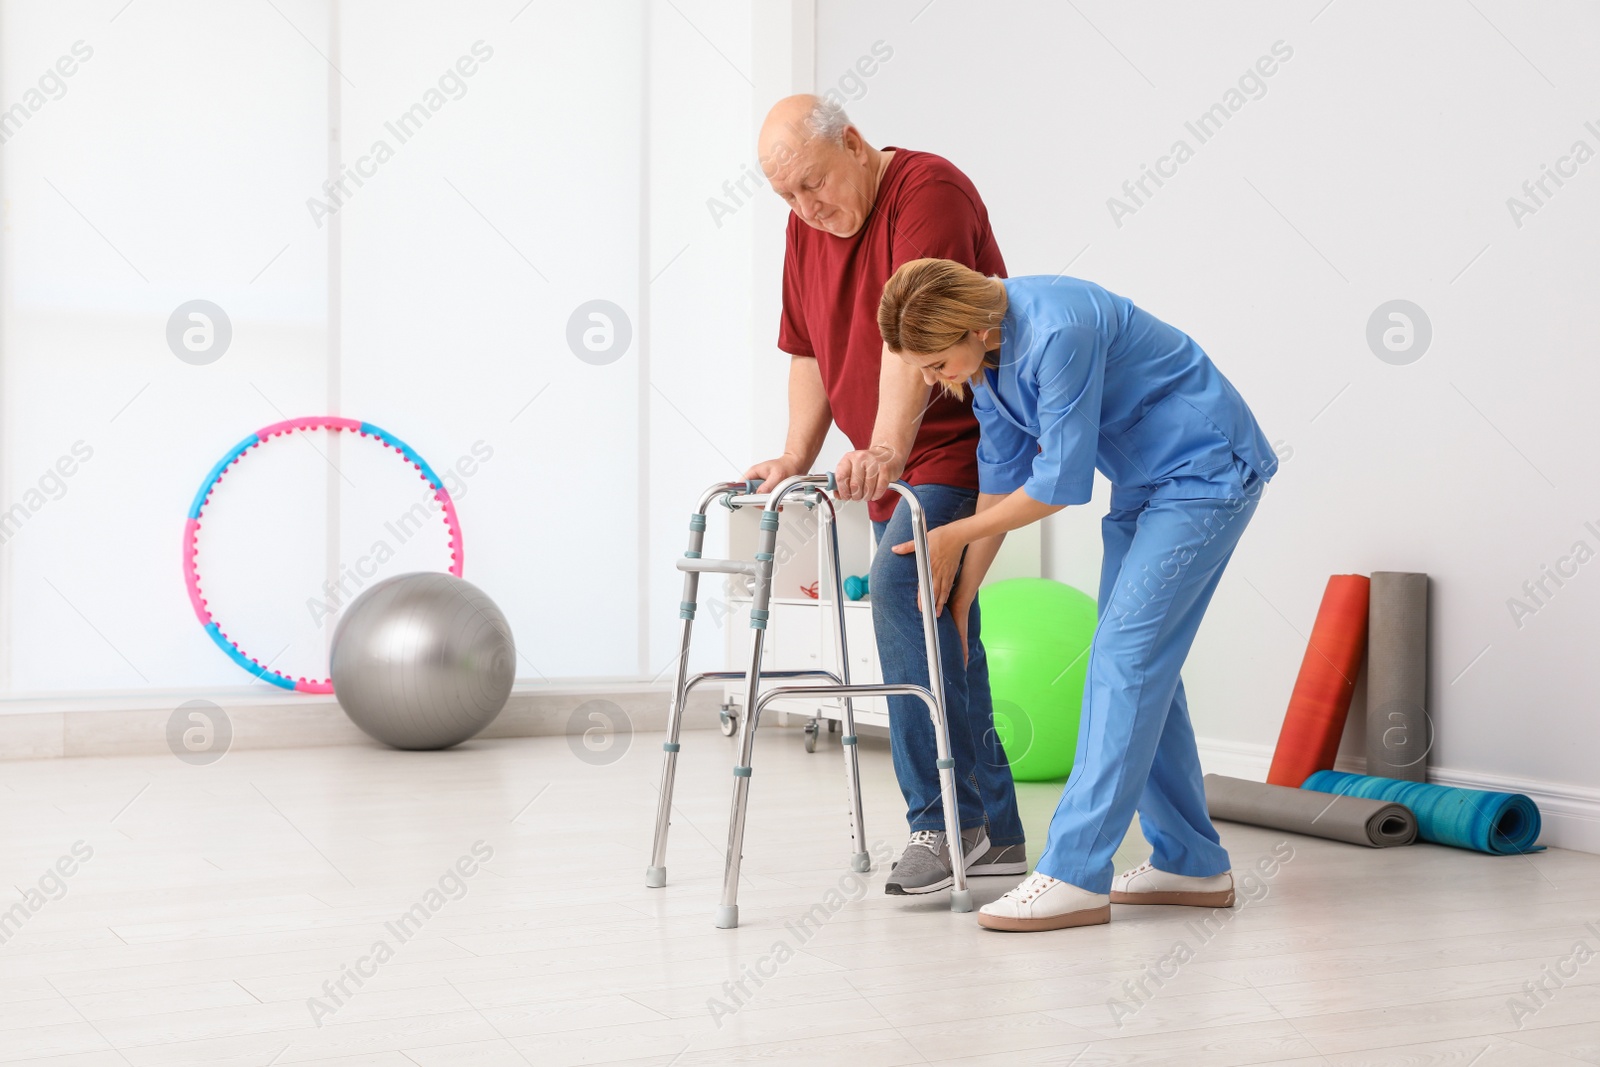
[
  {"left": 0, "top": 0, "right": 330, "bottom": 694},
  {"left": 0, "top": 1, "right": 735, "bottom": 697},
  {"left": 337, "top": 1, "right": 645, "bottom": 680}
]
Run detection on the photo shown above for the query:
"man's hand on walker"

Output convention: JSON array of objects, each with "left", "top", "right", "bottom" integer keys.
[
  {"left": 833, "top": 443, "right": 902, "bottom": 501},
  {"left": 891, "top": 524, "right": 966, "bottom": 617},
  {"left": 744, "top": 453, "right": 806, "bottom": 495}
]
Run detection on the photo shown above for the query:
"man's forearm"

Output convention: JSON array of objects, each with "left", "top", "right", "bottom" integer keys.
[
  {"left": 867, "top": 343, "right": 931, "bottom": 466},
  {"left": 783, "top": 355, "right": 834, "bottom": 468}
]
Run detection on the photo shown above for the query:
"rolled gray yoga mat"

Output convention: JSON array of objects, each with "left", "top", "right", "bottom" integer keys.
[
  {"left": 1367, "top": 572, "right": 1430, "bottom": 781},
  {"left": 1205, "top": 774, "right": 1417, "bottom": 847}
]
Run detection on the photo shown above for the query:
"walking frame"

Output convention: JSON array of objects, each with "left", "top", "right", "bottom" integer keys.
[{"left": 646, "top": 472, "right": 973, "bottom": 928}]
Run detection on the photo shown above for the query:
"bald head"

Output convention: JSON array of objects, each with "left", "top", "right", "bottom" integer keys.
[
  {"left": 758, "top": 95, "right": 847, "bottom": 162},
  {"left": 758, "top": 95, "right": 890, "bottom": 239}
]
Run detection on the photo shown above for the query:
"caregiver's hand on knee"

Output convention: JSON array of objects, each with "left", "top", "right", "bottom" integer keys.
[
  {"left": 833, "top": 443, "right": 901, "bottom": 501},
  {"left": 891, "top": 524, "right": 966, "bottom": 616},
  {"left": 891, "top": 488, "right": 1065, "bottom": 615}
]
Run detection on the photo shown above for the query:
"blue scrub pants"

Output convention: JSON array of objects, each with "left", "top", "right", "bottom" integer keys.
[
  {"left": 1035, "top": 468, "right": 1264, "bottom": 894},
  {"left": 871, "top": 484, "right": 1026, "bottom": 847}
]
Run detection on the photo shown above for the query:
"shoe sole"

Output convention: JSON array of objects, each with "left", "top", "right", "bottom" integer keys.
[
  {"left": 977, "top": 903, "right": 1111, "bottom": 932},
  {"left": 967, "top": 860, "right": 1029, "bottom": 876},
  {"left": 885, "top": 876, "right": 952, "bottom": 896},
  {"left": 1109, "top": 888, "right": 1235, "bottom": 907}
]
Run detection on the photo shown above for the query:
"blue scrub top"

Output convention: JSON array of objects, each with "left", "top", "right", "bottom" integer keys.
[{"left": 974, "top": 275, "right": 1278, "bottom": 508}]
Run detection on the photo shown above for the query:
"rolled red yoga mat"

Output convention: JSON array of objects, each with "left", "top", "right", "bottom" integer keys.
[{"left": 1266, "top": 574, "right": 1370, "bottom": 787}]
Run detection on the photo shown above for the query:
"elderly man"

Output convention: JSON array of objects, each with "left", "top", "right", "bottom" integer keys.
[{"left": 745, "top": 95, "right": 1025, "bottom": 895}]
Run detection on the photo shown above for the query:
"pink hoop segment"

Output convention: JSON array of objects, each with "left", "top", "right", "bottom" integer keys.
[{"left": 183, "top": 416, "right": 464, "bottom": 693}]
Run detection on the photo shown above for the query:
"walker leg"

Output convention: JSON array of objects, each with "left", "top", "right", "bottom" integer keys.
[
  {"left": 715, "top": 507, "right": 780, "bottom": 928},
  {"left": 718, "top": 630, "right": 769, "bottom": 929},
  {"left": 821, "top": 500, "right": 869, "bottom": 873},
  {"left": 934, "top": 742, "right": 972, "bottom": 912},
  {"left": 646, "top": 637, "right": 688, "bottom": 888},
  {"left": 647, "top": 512, "right": 708, "bottom": 889},
  {"left": 904, "top": 496, "right": 970, "bottom": 911}
]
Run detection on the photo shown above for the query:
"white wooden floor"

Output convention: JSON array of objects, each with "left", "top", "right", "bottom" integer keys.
[{"left": 2, "top": 726, "right": 1598, "bottom": 1066}]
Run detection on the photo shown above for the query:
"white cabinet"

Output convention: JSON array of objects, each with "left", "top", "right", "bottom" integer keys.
[
  {"left": 834, "top": 601, "right": 886, "bottom": 719},
  {"left": 719, "top": 496, "right": 1041, "bottom": 737}
]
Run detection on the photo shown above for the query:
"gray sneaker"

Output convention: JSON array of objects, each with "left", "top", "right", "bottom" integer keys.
[
  {"left": 969, "top": 841, "right": 1028, "bottom": 876},
  {"left": 885, "top": 827, "right": 989, "bottom": 895},
  {"left": 892, "top": 835, "right": 1027, "bottom": 874}
]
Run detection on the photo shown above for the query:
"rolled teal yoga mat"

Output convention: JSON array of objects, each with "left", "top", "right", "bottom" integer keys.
[{"left": 1302, "top": 771, "right": 1544, "bottom": 854}]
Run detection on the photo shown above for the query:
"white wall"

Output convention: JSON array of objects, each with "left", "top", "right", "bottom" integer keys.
[
  {"left": 802, "top": 0, "right": 1600, "bottom": 807},
  {"left": 647, "top": 0, "right": 757, "bottom": 679}
]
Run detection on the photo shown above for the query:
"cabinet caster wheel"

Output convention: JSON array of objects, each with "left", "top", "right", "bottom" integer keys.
[
  {"left": 719, "top": 704, "right": 739, "bottom": 737},
  {"left": 803, "top": 720, "right": 819, "bottom": 753}
]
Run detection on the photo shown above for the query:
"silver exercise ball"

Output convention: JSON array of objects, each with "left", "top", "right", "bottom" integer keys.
[{"left": 330, "top": 572, "right": 515, "bottom": 750}]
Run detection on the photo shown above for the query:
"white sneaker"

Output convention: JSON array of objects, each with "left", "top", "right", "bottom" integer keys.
[
  {"left": 1110, "top": 860, "right": 1235, "bottom": 907},
  {"left": 976, "top": 872, "right": 1110, "bottom": 932}
]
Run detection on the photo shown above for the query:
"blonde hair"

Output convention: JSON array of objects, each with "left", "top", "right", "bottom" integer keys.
[{"left": 878, "top": 258, "right": 1007, "bottom": 399}]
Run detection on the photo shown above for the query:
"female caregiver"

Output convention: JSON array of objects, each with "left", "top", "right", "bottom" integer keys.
[{"left": 877, "top": 258, "right": 1278, "bottom": 933}]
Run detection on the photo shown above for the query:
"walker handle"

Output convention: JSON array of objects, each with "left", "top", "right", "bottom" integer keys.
[
  {"left": 745, "top": 474, "right": 835, "bottom": 493},
  {"left": 736, "top": 473, "right": 834, "bottom": 499}
]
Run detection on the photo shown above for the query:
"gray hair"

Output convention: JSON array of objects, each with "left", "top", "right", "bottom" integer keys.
[{"left": 805, "top": 97, "right": 850, "bottom": 144}]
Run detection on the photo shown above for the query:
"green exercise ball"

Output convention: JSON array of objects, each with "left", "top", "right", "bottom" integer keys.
[{"left": 978, "top": 578, "right": 1098, "bottom": 782}]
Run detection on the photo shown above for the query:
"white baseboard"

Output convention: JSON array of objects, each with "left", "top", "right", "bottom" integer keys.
[
  {"left": 1195, "top": 736, "right": 1600, "bottom": 856},
  {"left": 0, "top": 683, "right": 723, "bottom": 761}
]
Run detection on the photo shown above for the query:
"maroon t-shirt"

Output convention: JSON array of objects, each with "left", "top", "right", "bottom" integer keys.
[{"left": 778, "top": 147, "right": 1007, "bottom": 523}]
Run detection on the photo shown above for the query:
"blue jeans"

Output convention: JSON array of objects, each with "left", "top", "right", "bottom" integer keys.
[{"left": 870, "top": 484, "right": 1026, "bottom": 846}]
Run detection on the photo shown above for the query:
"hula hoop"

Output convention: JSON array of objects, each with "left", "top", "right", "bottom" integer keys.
[{"left": 183, "top": 416, "right": 464, "bottom": 693}]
